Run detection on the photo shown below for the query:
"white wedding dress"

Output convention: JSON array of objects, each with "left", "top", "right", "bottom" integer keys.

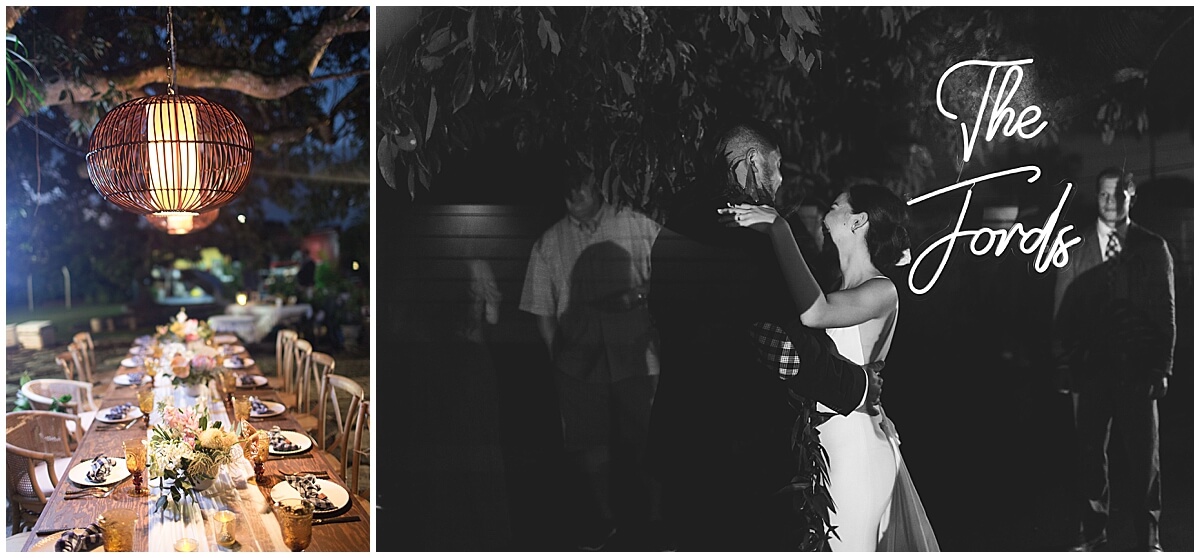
[{"left": 816, "top": 315, "right": 939, "bottom": 551}]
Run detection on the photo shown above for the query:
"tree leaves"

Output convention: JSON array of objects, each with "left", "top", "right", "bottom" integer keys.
[
  {"left": 782, "top": 6, "right": 819, "bottom": 36},
  {"left": 425, "top": 86, "right": 438, "bottom": 141}
]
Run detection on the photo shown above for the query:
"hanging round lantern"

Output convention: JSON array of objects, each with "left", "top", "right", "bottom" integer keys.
[
  {"left": 145, "top": 208, "right": 220, "bottom": 235},
  {"left": 86, "top": 94, "right": 253, "bottom": 216}
]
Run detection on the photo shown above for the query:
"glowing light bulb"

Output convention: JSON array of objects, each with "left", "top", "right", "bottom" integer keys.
[{"left": 146, "top": 101, "right": 200, "bottom": 212}]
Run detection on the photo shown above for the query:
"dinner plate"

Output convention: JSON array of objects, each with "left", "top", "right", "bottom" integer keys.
[
  {"left": 133, "top": 335, "right": 154, "bottom": 346},
  {"left": 119, "top": 357, "right": 144, "bottom": 368},
  {"left": 236, "top": 375, "right": 269, "bottom": 388},
  {"left": 67, "top": 458, "right": 130, "bottom": 487},
  {"left": 250, "top": 401, "right": 286, "bottom": 418},
  {"left": 113, "top": 373, "right": 152, "bottom": 386},
  {"left": 225, "top": 358, "right": 255, "bottom": 369},
  {"left": 28, "top": 530, "right": 106, "bottom": 552},
  {"left": 268, "top": 431, "right": 314, "bottom": 456},
  {"left": 213, "top": 334, "right": 239, "bottom": 345},
  {"left": 128, "top": 345, "right": 147, "bottom": 356},
  {"left": 221, "top": 345, "right": 247, "bottom": 355},
  {"left": 95, "top": 407, "right": 143, "bottom": 424},
  {"left": 270, "top": 478, "right": 351, "bottom": 516}
]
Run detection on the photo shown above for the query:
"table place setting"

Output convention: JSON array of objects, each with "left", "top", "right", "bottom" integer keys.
[{"left": 22, "top": 325, "right": 370, "bottom": 552}]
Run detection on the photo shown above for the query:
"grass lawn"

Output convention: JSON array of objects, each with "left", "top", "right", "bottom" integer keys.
[{"left": 5, "top": 303, "right": 132, "bottom": 341}]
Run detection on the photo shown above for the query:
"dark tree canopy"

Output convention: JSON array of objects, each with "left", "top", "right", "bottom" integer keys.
[
  {"left": 6, "top": 6, "right": 370, "bottom": 306},
  {"left": 379, "top": 7, "right": 1191, "bottom": 213}
]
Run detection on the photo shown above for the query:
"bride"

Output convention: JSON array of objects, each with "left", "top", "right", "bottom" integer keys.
[{"left": 720, "top": 183, "right": 938, "bottom": 552}]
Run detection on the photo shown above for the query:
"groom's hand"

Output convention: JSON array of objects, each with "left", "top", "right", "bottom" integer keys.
[{"left": 861, "top": 361, "right": 885, "bottom": 416}]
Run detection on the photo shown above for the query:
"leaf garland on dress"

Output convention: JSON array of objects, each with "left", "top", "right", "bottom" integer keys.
[{"left": 778, "top": 388, "right": 837, "bottom": 551}]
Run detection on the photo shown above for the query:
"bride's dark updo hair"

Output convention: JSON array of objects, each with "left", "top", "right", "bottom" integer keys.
[{"left": 846, "top": 183, "right": 911, "bottom": 269}]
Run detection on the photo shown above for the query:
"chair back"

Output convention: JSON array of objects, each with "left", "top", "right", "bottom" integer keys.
[
  {"left": 20, "top": 379, "right": 98, "bottom": 414},
  {"left": 54, "top": 352, "right": 77, "bottom": 381},
  {"left": 316, "top": 374, "right": 365, "bottom": 487},
  {"left": 276, "top": 329, "right": 298, "bottom": 392},
  {"left": 292, "top": 338, "right": 314, "bottom": 413},
  {"left": 6, "top": 411, "right": 81, "bottom": 505},
  {"left": 67, "top": 343, "right": 91, "bottom": 385},
  {"left": 72, "top": 332, "right": 96, "bottom": 384},
  {"left": 349, "top": 400, "right": 370, "bottom": 498},
  {"left": 309, "top": 352, "right": 336, "bottom": 420}
]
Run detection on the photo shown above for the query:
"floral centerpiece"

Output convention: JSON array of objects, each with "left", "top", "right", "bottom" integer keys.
[
  {"left": 155, "top": 307, "right": 214, "bottom": 345},
  {"left": 148, "top": 402, "right": 239, "bottom": 516},
  {"left": 170, "top": 355, "right": 220, "bottom": 393}
]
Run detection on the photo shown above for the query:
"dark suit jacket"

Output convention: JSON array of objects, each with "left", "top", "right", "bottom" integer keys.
[
  {"left": 1052, "top": 220, "right": 1175, "bottom": 389},
  {"left": 645, "top": 182, "right": 867, "bottom": 501}
]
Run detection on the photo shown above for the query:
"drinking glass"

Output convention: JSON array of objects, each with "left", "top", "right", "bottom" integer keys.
[
  {"left": 214, "top": 510, "right": 238, "bottom": 548},
  {"left": 252, "top": 430, "right": 269, "bottom": 483},
  {"left": 98, "top": 508, "right": 137, "bottom": 552},
  {"left": 275, "top": 498, "right": 314, "bottom": 552},
  {"left": 233, "top": 395, "right": 252, "bottom": 426},
  {"left": 137, "top": 388, "right": 155, "bottom": 428},
  {"left": 123, "top": 439, "right": 149, "bottom": 496}
]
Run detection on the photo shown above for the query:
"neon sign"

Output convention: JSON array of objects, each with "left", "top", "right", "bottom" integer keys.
[{"left": 908, "top": 59, "right": 1080, "bottom": 295}]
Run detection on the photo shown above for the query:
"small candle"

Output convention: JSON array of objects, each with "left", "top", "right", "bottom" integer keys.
[
  {"left": 215, "top": 510, "right": 238, "bottom": 547},
  {"left": 174, "top": 537, "right": 199, "bottom": 552}
]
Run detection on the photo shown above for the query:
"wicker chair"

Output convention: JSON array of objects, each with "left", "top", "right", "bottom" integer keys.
[
  {"left": 6, "top": 411, "right": 83, "bottom": 532},
  {"left": 20, "top": 379, "right": 99, "bottom": 438}
]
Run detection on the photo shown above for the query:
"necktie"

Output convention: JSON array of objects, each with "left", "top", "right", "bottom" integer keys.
[{"left": 1105, "top": 230, "right": 1122, "bottom": 262}]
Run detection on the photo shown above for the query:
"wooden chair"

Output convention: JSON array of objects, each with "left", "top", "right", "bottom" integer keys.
[
  {"left": 6, "top": 411, "right": 83, "bottom": 532},
  {"left": 67, "top": 343, "right": 92, "bottom": 386},
  {"left": 290, "top": 339, "right": 318, "bottom": 433},
  {"left": 72, "top": 332, "right": 96, "bottom": 385},
  {"left": 350, "top": 400, "right": 370, "bottom": 500},
  {"left": 20, "top": 379, "right": 99, "bottom": 439},
  {"left": 272, "top": 329, "right": 299, "bottom": 395},
  {"left": 54, "top": 352, "right": 77, "bottom": 381},
  {"left": 313, "top": 374, "right": 365, "bottom": 491}
]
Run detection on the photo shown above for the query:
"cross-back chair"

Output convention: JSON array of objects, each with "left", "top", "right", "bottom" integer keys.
[
  {"left": 55, "top": 352, "right": 77, "bottom": 381},
  {"left": 314, "top": 374, "right": 365, "bottom": 493},
  {"left": 72, "top": 332, "right": 96, "bottom": 385},
  {"left": 6, "top": 411, "right": 83, "bottom": 532}
]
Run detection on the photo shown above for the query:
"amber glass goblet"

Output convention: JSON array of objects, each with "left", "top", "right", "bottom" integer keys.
[
  {"left": 137, "top": 388, "right": 155, "bottom": 428},
  {"left": 123, "top": 439, "right": 149, "bottom": 496}
]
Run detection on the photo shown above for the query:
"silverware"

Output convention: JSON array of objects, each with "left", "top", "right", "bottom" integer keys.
[
  {"left": 64, "top": 486, "right": 112, "bottom": 496},
  {"left": 64, "top": 489, "right": 116, "bottom": 500},
  {"left": 281, "top": 471, "right": 330, "bottom": 478},
  {"left": 313, "top": 515, "right": 361, "bottom": 526},
  {"left": 268, "top": 454, "right": 309, "bottom": 460}
]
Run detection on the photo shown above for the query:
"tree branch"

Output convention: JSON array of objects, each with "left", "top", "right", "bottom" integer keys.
[
  {"left": 306, "top": 8, "right": 370, "bottom": 76},
  {"left": 9, "top": 9, "right": 370, "bottom": 125}
]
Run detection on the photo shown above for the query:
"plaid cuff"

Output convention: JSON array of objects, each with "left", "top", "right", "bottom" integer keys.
[{"left": 749, "top": 321, "right": 801, "bottom": 379}]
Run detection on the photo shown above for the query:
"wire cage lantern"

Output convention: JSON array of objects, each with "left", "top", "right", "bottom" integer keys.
[
  {"left": 144, "top": 208, "right": 220, "bottom": 235},
  {"left": 85, "top": 8, "right": 253, "bottom": 217}
]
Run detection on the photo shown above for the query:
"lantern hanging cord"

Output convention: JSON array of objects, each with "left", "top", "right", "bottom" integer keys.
[{"left": 167, "top": 6, "right": 177, "bottom": 95}]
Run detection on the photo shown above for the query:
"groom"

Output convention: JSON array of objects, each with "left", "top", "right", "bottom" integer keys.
[{"left": 646, "top": 120, "right": 880, "bottom": 550}]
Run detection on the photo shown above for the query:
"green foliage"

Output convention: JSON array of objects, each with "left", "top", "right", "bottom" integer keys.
[
  {"left": 780, "top": 389, "right": 837, "bottom": 550},
  {"left": 381, "top": 7, "right": 1187, "bottom": 211},
  {"left": 6, "top": 34, "right": 45, "bottom": 114}
]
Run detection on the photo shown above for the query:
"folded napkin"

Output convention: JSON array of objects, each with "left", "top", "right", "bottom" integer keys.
[
  {"left": 283, "top": 474, "right": 337, "bottom": 511},
  {"left": 124, "top": 371, "right": 146, "bottom": 385},
  {"left": 237, "top": 374, "right": 257, "bottom": 387},
  {"left": 104, "top": 403, "right": 135, "bottom": 421},
  {"left": 54, "top": 523, "right": 103, "bottom": 552},
  {"left": 268, "top": 427, "right": 300, "bottom": 452},
  {"left": 225, "top": 447, "right": 254, "bottom": 489},
  {"left": 249, "top": 397, "right": 269, "bottom": 415},
  {"left": 85, "top": 455, "right": 116, "bottom": 484},
  {"left": 133, "top": 335, "right": 153, "bottom": 347},
  {"left": 228, "top": 355, "right": 244, "bottom": 367}
]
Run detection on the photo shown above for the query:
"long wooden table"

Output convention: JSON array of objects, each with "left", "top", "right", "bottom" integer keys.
[{"left": 21, "top": 344, "right": 371, "bottom": 551}]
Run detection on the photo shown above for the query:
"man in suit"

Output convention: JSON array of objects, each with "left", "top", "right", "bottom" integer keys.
[
  {"left": 1053, "top": 168, "right": 1175, "bottom": 552},
  {"left": 646, "top": 121, "right": 881, "bottom": 550}
]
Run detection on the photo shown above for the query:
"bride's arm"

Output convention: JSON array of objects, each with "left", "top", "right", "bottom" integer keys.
[
  {"left": 765, "top": 220, "right": 896, "bottom": 328},
  {"left": 720, "top": 203, "right": 896, "bottom": 328}
]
